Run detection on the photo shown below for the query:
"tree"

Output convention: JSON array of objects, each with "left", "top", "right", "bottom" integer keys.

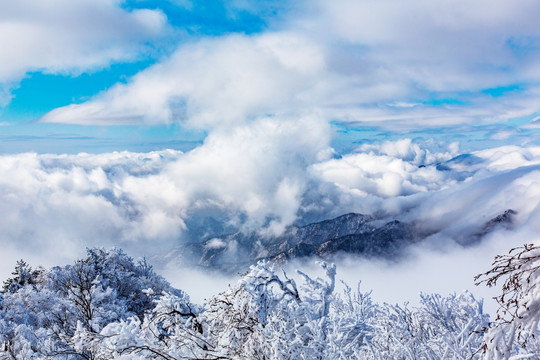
[
  {"left": 0, "top": 247, "right": 517, "bottom": 359},
  {"left": 2, "top": 260, "right": 42, "bottom": 293},
  {"left": 0, "top": 248, "right": 179, "bottom": 360},
  {"left": 475, "top": 243, "right": 540, "bottom": 359},
  {"left": 363, "top": 291, "right": 487, "bottom": 360}
]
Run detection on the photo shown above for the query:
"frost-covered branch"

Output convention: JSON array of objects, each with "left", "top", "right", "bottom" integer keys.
[{"left": 475, "top": 243, "right": 540, "bottom": 359}]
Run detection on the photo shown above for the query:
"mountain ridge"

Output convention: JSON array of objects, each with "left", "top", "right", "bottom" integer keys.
[{"left": 161, "top": 209, "right": 516, "bottom": 273}]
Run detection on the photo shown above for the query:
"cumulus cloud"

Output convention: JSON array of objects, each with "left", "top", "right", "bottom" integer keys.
[
  {"left": 310, "top": 142, "right": 540, "bottom": 235},
  {"left": 0, "top": 151, "right": 182, "bottom": 270},
  {"left": 41, "top": 32, "right": 327, "bottom": 126},
  {"left": 310, "top": 139, "right": 459, "bottom": 204},
  {"left": 0, "top": 114, "right": 331, "bottom": 275},
  {"left": 0, "top": 0, "right": 167, "bottom": 104},
  {"left": 308, "top": 0, "right": 540, "bottom": 88},
  {"left": 124, "top": 114, "right": 332, "bottom": 234},
  {"left": 39, "top": 0, "right": 540, "bottom": 130},
  {"left": 304, "top": 0, "right": 540, "bottom": 127}
]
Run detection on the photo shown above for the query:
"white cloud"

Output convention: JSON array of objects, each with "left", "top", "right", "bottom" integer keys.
[
  {"left": 0, "top": 0, "right": 167, "bottom": 104},
  {"left": 41, "top": 32, "right": 327, "bottom": 127},
  {"left": 157, "top": 114, "right": 332, "bottom": 232},
  {"left": 1, "top": 139, "right": 539, "bottom": 282},
  {"left": 304, "top": 0, "right": 540, "bottom": 126},
  {"left": 39, "top": 0, "right": 540, "bottom": 130},
  {"left": 309, "top": 0, "right": 540, "bottom": 86},
  {"left": 0, "top": 115, "right": 331, "bottom": 276},
  {"left": 307, "top": 140, "right": 458, "bottom": 218},
  {"left": 523, "top": 118, "right": 540, "bottom": 129}
]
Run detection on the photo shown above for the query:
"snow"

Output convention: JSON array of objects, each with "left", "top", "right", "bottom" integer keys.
[{"left": 1, "top": 246, "right": 538, "bottom": 359}]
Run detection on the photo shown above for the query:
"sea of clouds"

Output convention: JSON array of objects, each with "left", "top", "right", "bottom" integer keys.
[{"left": 1, "top": 133, "right": 539, "bottom": 311}]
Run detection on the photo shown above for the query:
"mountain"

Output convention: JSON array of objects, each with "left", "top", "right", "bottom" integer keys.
[
  {"left": 161, "top": 209, "right": 516, "bottom": 273},
  {"left": 163, "top": 213, "right": 415, "bottom": 272}
]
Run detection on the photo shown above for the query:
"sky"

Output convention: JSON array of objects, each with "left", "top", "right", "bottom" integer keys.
[
  {"left": 1, "top": 0, "right": 539, "bottom": 153},
  {"left": 0, "top": 0, "right": 540, "bottom": 310}
]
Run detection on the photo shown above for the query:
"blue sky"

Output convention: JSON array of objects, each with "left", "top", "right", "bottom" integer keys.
[
  {"left": 1, "top": 0, "right": 539, "bottom": 154},
  {"left": 0, "top": 0, "right": 273, "bottom": 152}
]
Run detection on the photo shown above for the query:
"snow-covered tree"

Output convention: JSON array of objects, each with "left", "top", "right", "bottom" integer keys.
[
  {"left": 70, "top": 290, "right": 202, "bottom": 360},
  {"left": 361, "top": 291, "right": 487, "bottom": 360},
  {"left": 475, "top": 243, "right": 540, "bottom": 359},
  {"left": 2, "top": 260, "right": 43, "bottom": 294},
  {"left": 1, "top": 246, "right": 535, "bottom": 360},
  {"left": 0, "top": 248, "right": 176, "bottom": 360}
]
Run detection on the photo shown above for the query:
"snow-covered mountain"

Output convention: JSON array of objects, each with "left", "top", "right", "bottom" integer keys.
[{"left": 163, "top": 209, "right": 516, "bottom": 273}]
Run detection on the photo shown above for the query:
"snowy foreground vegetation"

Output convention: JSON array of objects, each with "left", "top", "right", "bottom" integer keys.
[{"left": 0, "top": 246, "right": 539, "bottom": 359}]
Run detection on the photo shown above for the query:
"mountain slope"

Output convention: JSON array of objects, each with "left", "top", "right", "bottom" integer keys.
[{"left": 161, "top": 210, "right": 516, "bottom": 273}]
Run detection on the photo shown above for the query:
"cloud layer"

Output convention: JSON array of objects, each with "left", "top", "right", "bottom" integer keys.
[
  {"left": 0, "top": 115, "right": 330, "bottom": 273},
  {"left": 1, "top": 139, "right": 539, "bottom": 281},
  {"left": 38, "top": 0, "right": 540, "bottom": 129}
]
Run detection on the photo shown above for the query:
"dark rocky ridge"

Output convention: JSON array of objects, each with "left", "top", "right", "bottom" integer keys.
[
  {"left": 161, "top": 210, "right": 517, "bottom": 273},
  {"left": 469, "top": 209, "right": 517, "bottom": 243}
]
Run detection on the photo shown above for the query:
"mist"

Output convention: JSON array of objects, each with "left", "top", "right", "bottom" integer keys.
[
  {"left": 165, "top": 225, "right": 517, "bottom": 317},
  {"left": 2, "top": 139, "right": 536, "bottom": 314},
  {"left": 1, "top": 140, "right": 538, "bottom": 269}
]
